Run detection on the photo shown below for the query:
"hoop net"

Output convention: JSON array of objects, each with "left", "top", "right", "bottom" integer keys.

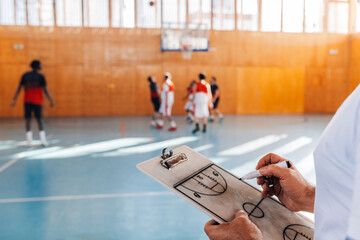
[{"left": 180, "top": 36, "right": 193, "bottom": 60}]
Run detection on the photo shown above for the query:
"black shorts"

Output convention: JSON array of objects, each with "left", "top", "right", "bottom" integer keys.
[
  {"left": 151, "top": 97, "right": 160, "bottom": 112},
  {"left": 213, "top": 98, "right": 220, "bottom": 109},
  {"left": 24, "top": 103, "right": 42, "bottom": 119}
]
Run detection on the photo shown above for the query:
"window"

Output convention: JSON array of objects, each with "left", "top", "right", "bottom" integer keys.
[
  {"left": 28, "top": 0, "right": 40, "bottom": 26},
  {"left": 112, "top": 0, "right": 135, "bottom": 28},
  {"left": 282, "top": 0, "right": 304, "bottom": 33},
  {"left": 56, "top": 0, "right": 82, "bottom": 27},
  {"left": 84, "top": 0, "right": 109, "bottom": 27},
  {"left": 15, "top": 0, "right": 27, "bottom": 25},
  {"left": 356, "top": 1, "right": 360, "bottom": 32},
  {"left": 261, "top": 0, "right": 282, "bottom": 32},
  {"left": 304, "top": 0, "right": 324, "bottom": 33},
  {"left": 163, "top": 0, "right": 186, "bottom": 28},
  {"left": 327, "top": 2, "right": 349, "bottom": 34},
  {"left": 0, "top": 0, "right": 15, "bottom": 25},
  {"left": 188, "top": 0, "right": 211, "bottom": 29},
  {"left": 237, "top": 0, "right": 258, "bottom": 31},
  {"left": 40, "top": 0, "right": 55, "bottom": 26},
  {"left": 213, "top": 0, "right": 235, "bottom": 30},
  {"left": 137, "top": 0, "right": 160, "bottom": 28}
]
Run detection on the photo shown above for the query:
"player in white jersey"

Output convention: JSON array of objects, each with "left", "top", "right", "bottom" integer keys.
[
  {"left": 192, "top": 73, "right": 213, "bottom": 134},
  {"left": 157, "top": 72, "right": 177, "bottom": 131}
]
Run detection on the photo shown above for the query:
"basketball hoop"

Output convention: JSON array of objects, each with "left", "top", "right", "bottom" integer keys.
[
  {"left": 161, "top": 23, "right": 209, "bottom": 59},
  {"left": 180, "top": 35, "right": 194, "bottom": 60},
  {"left": 181, "top": 43, "right": 193, "bottom": 60}
]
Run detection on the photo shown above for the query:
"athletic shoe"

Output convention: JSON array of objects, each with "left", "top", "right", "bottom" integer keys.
[
  {"left": 150, "top": 120, "right": 156, "bottom": 127},
  {"left": 192, "top": 128, "right": 199, "bottom": 134},
  {"left": 202, "top": 125, "right": 207, "bottom": 133},
  {"left": 168, "top": 127, "right": 177, "bottom": 132}
]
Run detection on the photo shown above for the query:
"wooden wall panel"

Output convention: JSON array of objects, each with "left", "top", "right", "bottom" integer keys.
[
  {"left": 350, "top": 34, "right": 360, "bottom": 92},
  {"left": 236, "top": 67, "right": 305, "bottom": 114},
  {"left": 2, "top": 64, "right": 29, "bottom": 118},
  {"left": 54, "top": 66, "right": 84, "bottom": 116},
  {"left": 0, "top": 39, "right": 28, "bottom": 65},
  {"left": 0, "top": 27, "right": 356, "bottom": 117},
  {"left": 109, "top": 66, "right": 137, "bottom": 115},
  {"left": 55, "top": 39, "right": 84, "bottom": 66}
]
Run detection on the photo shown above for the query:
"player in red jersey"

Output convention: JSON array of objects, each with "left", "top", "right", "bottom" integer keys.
[
  {"left": 11, "top": 60, "right": 54, "bottom": 146},
  {"left": 192, "top": 73, "right": 213, "bottom": 134},
  {"left": 157, "top": 72, "right": 177, "bottom": 131}
]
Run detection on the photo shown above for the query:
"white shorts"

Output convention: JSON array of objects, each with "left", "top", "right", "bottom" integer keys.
[
  {"left": 184, "top": 100, "right": 194, "bottom": 111},
  {"left": 194, "top": 93, "right": 209, "bottom": 118},
  {"left": 160, "top": 93, "right": 174, "bottom": 117}
]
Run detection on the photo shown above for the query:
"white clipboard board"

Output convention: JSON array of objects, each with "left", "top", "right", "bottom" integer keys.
[{"left": 137, "top": 145, "right": 314, "bottom": 240}]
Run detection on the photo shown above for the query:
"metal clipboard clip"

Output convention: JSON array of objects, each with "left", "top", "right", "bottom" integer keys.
[{"left": 160, "top": 148, "right": 189, "bottom": 170}]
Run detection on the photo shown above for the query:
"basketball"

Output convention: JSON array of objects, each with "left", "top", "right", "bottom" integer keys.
[{"left": 149, "top": 1, "right": 154, "bottom": 6}]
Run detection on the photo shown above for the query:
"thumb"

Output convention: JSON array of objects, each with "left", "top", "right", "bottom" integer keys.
[{"left": 259, "top": 164, "right": 290, "bottom": 179}]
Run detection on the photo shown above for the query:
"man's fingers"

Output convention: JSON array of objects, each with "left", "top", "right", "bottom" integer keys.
[
  {"left": 235, "top": 210, "right": 247, "bottom": 218},
  {"left": 205, "top": 219, "right": 219, "bottom": 228},
  {"left": 259, "top": 164, "right": 290, "bottom": 178},
  {"left": 256, "top": 153, "right": 284, "bottom": 170},
  {"left": 257, "top": 177, "right": 265, "bottom": 185},
  {"left": 262, "top": 183, "right": 269, "bottom": 192}
]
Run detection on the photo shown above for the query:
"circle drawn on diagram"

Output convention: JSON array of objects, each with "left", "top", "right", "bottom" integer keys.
[{"left": 242, "top": 202, "right": 265, "bottom": 218}]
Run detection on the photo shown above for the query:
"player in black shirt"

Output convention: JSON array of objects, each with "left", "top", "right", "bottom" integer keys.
[
  {"left": 209, "top": 77, "right": 223, "bottom": 122},
  {"left": 148, "top": 76, "right": 161, "bottom": 127},
  {"left": 11, "top": 60, "right": 54, "bottom": 146}
]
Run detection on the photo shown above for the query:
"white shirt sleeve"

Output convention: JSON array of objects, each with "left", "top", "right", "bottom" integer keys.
[
  {"left": 347, "top": 116, "right": 360, "bottom": 239},
  {"left": 163, "top": 83, "right": 169, "bottom": 93}
]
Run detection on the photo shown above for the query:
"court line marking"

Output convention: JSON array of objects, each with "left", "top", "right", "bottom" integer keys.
[
  {"left": 2, "top": 146, "right": 62, "bottom": 173},
  {"left": 0, "top": 192, "right": 173, "bottom": 204},
  {"left": 0, "top": 153, "right": 25, "bottom": 173}
]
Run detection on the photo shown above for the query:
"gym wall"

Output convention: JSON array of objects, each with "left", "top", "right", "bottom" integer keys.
[{"left": 0, "top": 26, "right": 358, "bottom": 117}]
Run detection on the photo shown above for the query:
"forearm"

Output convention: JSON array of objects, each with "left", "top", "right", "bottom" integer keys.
[
  {"left": 43, "top": 87, "right": 53, "bottom": 102},
  {"left": 302, "top": 184, "right": 316, "bottom": 213},
  {"left": 214, "top": 90, "right": 220, "bottom": 99},
  {"left": 12, "top": 86, "right": 22, "bottom": 100}
]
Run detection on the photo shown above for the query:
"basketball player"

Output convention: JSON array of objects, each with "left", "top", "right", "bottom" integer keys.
[
  {"left": 148, "top": 76, "right": 161, "bottom": 127},
  {"left": 11, "top": 60, "right": 54, "bottom": 146},
  {"left": 192, "top": 73, "right": 212, "bottom": 134},
  {"left": 209, "top": 77, "right": 223, "bottom": 122},
  {"left": 157, "top": 72, "right": 177, "bottom": 131},
  {"left": 184, "top": 80, "right": 196, "bottom": 122}
]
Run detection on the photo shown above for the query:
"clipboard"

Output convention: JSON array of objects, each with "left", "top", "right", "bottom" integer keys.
[{"left": 137, "top": 145, "right": 314, "bottom": 240}]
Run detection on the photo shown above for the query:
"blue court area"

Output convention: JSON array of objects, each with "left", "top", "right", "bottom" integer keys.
[{"left": 0, "top": 115, "right": 331, "bottom": 240}]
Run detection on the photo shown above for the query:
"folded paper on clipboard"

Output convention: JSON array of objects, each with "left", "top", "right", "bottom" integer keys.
[{"left": 137, "top": 145, "right": 314, "bottom": 240}]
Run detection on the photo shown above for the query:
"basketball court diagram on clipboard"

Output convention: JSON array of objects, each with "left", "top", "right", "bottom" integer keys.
[{"left": 137, "top": 145, "right": 314, "bottom": 240}]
